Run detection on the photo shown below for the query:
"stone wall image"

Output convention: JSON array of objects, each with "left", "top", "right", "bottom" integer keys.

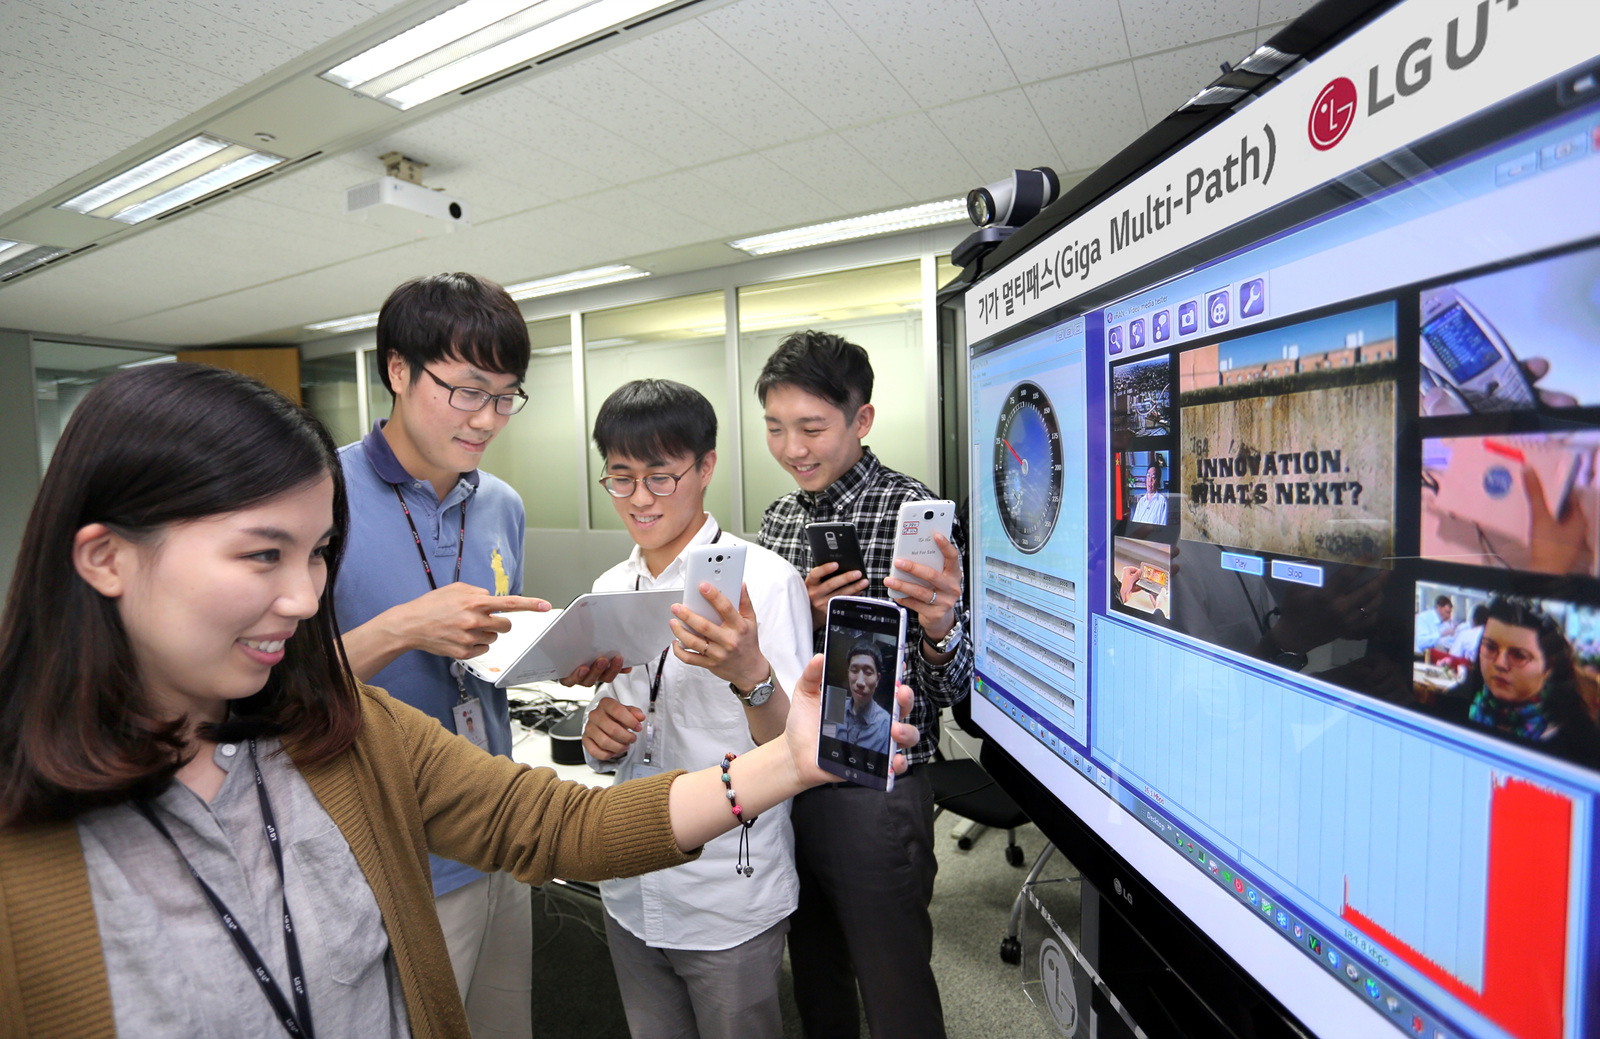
[{"left": 1180, "top": 380, "right": 1395, "bottom": 564}]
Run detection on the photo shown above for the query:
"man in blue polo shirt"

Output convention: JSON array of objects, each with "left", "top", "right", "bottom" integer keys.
[{"left": 335, "top": 272, "right": 585, "bottom": 1039}]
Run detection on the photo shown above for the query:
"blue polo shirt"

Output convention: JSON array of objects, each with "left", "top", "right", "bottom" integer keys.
[{"left": 334, "top": 421, "right": 526, "bottom": 897}]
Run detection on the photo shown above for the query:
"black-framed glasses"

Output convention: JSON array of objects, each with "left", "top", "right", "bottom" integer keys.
[
  {"left": 598, "top": 464, "right": 697, "bottom": 498},
  {"left": 423, "top": 367, "right": 529, "bottom": 415}
]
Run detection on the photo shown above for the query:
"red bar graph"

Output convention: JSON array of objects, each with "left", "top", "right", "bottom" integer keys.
[{"left": 1342, "top": 775, "right": 1572, "bottom": 1039}]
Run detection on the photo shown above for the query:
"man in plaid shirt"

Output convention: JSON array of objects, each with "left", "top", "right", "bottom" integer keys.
[{"left": 756, "top": 330, "right": 970, "bottom": 1039}]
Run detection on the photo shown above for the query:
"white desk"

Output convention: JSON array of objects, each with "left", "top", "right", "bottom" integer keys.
[{"left": 506, "top": 681, "right": 609, "bottom": 787}]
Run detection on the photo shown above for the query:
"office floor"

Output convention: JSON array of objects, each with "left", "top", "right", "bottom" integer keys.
[{"left": 527, "top": 819, "right": 1080, "bottom": 1038}]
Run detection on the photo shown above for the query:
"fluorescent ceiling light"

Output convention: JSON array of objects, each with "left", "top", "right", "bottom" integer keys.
[
  {"left": 305, "top": 311, "right": 381, "bottom": 334},
  {"left": 505, "top": 264, "right": 648, "bottom": 300},
  {"left": 116, "top": 354, "right": 178, "bottom": 369},
  {"left": 325, "top": 0, "right": 682, "bottom": 111},
  {"left": 0, "top": 239, "right": 66, "bottom": 279},
  {"left": 729, "top": 199, "right": 968, "bottom": 257},
  {"left": 57, "top": 134, "right": 286, "bottom": 224}
]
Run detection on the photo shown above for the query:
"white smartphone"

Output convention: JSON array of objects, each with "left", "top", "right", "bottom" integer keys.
[
  {"left": 681, "top": 543, "right": 747, "bottom": 625},
  {"left": 1419, "top": 286, "right": 1535, "bottom": 412},
  {"left": 817, "top": 596, "right": 907, "bottom": 790},
  {"left": 887, "top": 499, "right": 955, "bottom": 600}
]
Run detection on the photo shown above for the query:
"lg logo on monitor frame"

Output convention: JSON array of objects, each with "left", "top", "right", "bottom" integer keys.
[{"left": 1308, "top": 77, "right": 1358, "bottom": 151}]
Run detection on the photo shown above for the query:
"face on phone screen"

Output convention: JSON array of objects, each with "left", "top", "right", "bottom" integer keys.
[{"left": 820, "top": 608, "right": 903, "bottom": 781}]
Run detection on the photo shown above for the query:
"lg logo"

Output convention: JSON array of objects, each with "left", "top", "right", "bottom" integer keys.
[{"left": 1308, "top": 77, "right": 1358, "bottom": 151}]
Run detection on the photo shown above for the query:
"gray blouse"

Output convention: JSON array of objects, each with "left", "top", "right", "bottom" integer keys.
[{"left": 76, "top": 739, "right": 410, "bottom": 1038}]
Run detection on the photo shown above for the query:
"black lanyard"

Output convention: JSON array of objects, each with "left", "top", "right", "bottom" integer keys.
[
  {"left": 635, "top": 530, "right": 721, "bottom": 762},
  {"left": 134, "top": 740, "right": 314, "bottom": 1039},
  {"left": 393, "top": 484, "right": 467, "bottom": 591}
]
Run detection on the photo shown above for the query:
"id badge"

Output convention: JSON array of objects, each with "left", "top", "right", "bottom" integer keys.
[
  {"left": 632, "top": 717, "right": 663, "bottom": 778},
  {"left": 452, "top": 698, "right": 491, "bottom": 750}
]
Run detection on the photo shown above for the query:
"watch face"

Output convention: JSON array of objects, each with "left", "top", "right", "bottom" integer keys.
[{"left": 993, "top": 381, "right": 1064, "bottom": 554}]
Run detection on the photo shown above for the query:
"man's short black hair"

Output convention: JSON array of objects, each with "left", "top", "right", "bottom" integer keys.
[
  {"left": 755, "top": 329, "right": 873, "bottom": 417},
  {"left": 847, "top": 640, "right": 886, "bottom": 688},
  {"left": 593, "top": 379, "right": 717, "bottom": 463},
  {"left": 374, "top": 273, "right": 530, "bottom": 396},
  {"left": 1435, "top": 594, "right": 1453, "bottom": 609}
]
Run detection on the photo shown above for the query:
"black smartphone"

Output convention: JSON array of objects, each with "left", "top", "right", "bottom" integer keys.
[
  {"left": 817, "top": 596, "right": 907, "bottom": 790},
  {"left": 806, "top": 521, "right": 867, "bottom": 580}
]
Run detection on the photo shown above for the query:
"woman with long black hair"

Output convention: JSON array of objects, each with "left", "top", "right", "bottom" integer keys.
[{"left": 0, "top": 363, "right": 916, "bottom": 1037}]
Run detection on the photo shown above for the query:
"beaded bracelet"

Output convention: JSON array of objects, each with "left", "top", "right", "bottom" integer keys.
[{"left": 721, "top": 751, "right": 758, "bottom": 877}]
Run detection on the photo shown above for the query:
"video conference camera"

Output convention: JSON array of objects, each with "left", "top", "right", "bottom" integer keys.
[
  {"left": 953, "top": 166, "right": 1061, "bottom": 275},
  {"left": 967, "top": 167, "right": 1061, "bottom": 229}
]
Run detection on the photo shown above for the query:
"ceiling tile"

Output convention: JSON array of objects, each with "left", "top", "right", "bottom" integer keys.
[
  {"left": 627, "top": 169, "right": 783, "bottom": 237},
  {"left": 836, "top": 112, "right": 983, "bottom": 201},
  {"left": 1026, "top": 62, "right": 1148, "bottom": 173},
  {"left": 0, "top": 95, "right": 145, "bottom": 185},
  {"left": 974, "top": 0, "right": 1131, "bottom": 82},
  {"left": 0, "top": 162, "right": 62, "bottom": 217},
  {"left": 698, "top": 0, "right": 920, "bottom": 129},
  {"left": 201, "top": 0, "right": 389, "bottom": 51},
  {"left": 1118, "top": 0, "right": 1258, "bottom": 57},
  {"left": 1259, "top": 0, "right": 1317, "bottom": 25},
  {"left": 0, "top": 51, "right": 189, "bottom": 140},
  {"left": 374, "top": 105, "right": 612, "bottom": 202},
  {"left": 457, "top": 86, "right": 675, "bottom": 183},
  {"left": 759, "top": 135, "right": 917, "bottom": 214},
  {"left": 925, "top": 87, "right": 1066, "bottom": 181},
  {"left": 1133, "top": 29, "right": 1258, "bottom": 125},
  {"left": 691, "top": 153, "right": 838, "bottom": 229},
  {"left": 2, "top": 5, "right": 237, "bottom": 111},
  {"left": 829, "top": 0, "right": 1017, "bottom": 108},
  {"left": 608, "top": 19, "right": 829, "bottom": 151},
  {"left": 563, "top": 188, "right": 715, "bottom": 250},
  {"left": 28, "top": 0, "right": 298, "bottom": 84},
  {"left": 526, "top": 57, "right": 747, "bottom": 168}
]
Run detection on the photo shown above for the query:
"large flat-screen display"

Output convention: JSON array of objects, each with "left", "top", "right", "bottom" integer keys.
[{"left": 963, "top": 2, "right": 1600, "bottom": 1036}]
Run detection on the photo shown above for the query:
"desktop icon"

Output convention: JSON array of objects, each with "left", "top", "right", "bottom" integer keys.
[
  {"left": 1233, "top": 877, "right": 1245, "bottom": 894},
  {"left": 1365, "top": 979, "right": 1381, "bottom": 1000},
  {"left": 1152, "top": 310, "right": 1171, "bottom": 342},
  {"left": 1207, "top": 290, "right": 1230, "bottom": 329},
  {"left": 1276, "top": 911, "right": 1289, "bottom": 929},
  {"left": 1130, "top": 318, "right": 1146, "bottom": 349},
  {"left": 1247, "top": 888, "right": 1259, "bottom": 906},
  {"left": 1308, "top": 936, "right": 1321, "bottom": 955},
  {"left": 1260, "top": 898, "right": 1273, "bottom": 915},
  {"left": 1328, "top": 949, "right": 1340, "bottom": 969},
  {"left": 1385, "top": 997, "right": 1399, "bottom": 1013},
  {"left": 1178, "top": 301, "right": 1199, "bottom": 334},
  {"left": 1293, "top": 925, "right": 1303, "bottom": 940},
  {"left": 1240, "top": 278, "right": 1266, "bottom": 318},
  {"left": 1109, "top": 325, "right": 1124, "bottom": 354},
  {"left": 1347, "top": 963, "right": 1360, "bottom": 981}
]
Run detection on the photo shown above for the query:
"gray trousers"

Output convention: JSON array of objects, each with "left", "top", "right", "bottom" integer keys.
[
  {"left": 603, "top": 911, "right": 789, "bottom": 1039},
  {"left": 787, "top": 768, "right": 945, "bottom": 1039}
]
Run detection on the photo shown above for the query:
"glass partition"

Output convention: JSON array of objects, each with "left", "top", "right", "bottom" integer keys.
[
  {"left": 363, "top": 350, "right": 388, "bottom": 434},
  {"left": 480, "top": 317, "right": 580, "bottom": 529},
  {"left": 34, "top": 342, "right": 173, "bottom": 472},
  {"left": 738, "top": 260, "right": 929, "bottom": 525},
  {"left": 583, "top": 292, "right": 729, "bottom": 531},
  {"left": 301, "top": 353, "right": 361, "bottom": 447}
]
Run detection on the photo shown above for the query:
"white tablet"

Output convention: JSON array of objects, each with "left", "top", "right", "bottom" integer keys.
[{"left": 460, "top": 588, "right": 681, "bottom": 688}]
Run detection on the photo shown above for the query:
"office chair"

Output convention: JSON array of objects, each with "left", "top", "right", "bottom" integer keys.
[{"left": 926, "top": 690, "right": 1031, "bottom": 868}]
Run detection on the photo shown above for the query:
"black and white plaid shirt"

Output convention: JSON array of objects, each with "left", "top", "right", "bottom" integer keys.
[{"left": 757, "top": 447, "right": 972, "bottom": 765}]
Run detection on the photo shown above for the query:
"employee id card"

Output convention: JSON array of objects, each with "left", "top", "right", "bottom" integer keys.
[{"left": 452, "top": 697, "right": 491, "bottom": 750}]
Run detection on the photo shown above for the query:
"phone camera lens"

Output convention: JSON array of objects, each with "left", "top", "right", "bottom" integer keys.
[
  {"left": 715, "top": 555, "right": 723, "bottom": 562},
  {"left": 923, "top": 510, "right": 934, "bottom": 520}
]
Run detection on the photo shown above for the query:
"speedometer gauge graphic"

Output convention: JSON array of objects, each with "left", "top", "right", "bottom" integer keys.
[{"left": 993, "top": 381, "right": 1063, "bottom": 553}]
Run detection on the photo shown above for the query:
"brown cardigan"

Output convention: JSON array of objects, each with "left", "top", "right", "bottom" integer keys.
[{"left": 0, "top": 684, "right": 694, "bottom": 1038}]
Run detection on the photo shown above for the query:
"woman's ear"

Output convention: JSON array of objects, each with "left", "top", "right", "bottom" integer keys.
[{"left": 73, "top": 523, "right": 130, "bottom": 598}]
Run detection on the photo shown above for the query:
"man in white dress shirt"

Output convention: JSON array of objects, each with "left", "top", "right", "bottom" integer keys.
[{"left": 577, "top": 379, "right": 811, "bottom": 1039}]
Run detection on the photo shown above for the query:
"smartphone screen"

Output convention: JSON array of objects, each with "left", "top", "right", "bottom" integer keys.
[{"left": 818, "top": 596, "right": 906, "bottom": 789}]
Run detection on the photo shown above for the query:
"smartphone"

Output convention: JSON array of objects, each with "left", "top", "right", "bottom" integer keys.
[
  {"left": 817, "top": 596, "right": 907, "bottom": 790},
  {"left": 887, "top": 499, "right": 955, "bottom": 600},
  {"left": 1136, "top": 561, "right": 1169, "bottom": 596},
  {"left": 681, "top": 543, "right": 747, "bottom": 626},
  {"left": 1419, "top": 287, "right": 1535, "bottom": 412},
  {"left": 806, "top": 521, "right": 867, "bottom": 582}
]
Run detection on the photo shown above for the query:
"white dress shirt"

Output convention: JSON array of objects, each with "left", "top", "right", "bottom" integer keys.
[
  {"left": 584, "top": 514, "right": 811, "bottom": 950},
  {"left": 1131, "top": 491, "right": 1168, "bottom": 525}
]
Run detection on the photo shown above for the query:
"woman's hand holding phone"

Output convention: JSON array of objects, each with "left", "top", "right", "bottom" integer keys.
[{"left": 781, "top": 654, "right": 918, "bottom": 786}]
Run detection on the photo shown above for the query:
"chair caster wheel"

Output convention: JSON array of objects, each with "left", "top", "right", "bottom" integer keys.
[
  {"left": 1006, "top": 845, "right": 1025, "bottom": 867},
  {"left": 958, "top": 836, "right": 974, "bottom": 850},
  {"left": 1000, "top": 936, "right": 1022, "bottom": 964}
]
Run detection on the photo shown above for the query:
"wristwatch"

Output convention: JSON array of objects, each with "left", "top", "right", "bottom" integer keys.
[
  {"left": 732, "top": 670, "right": 776, "bottom": 708},
  {"left": 923, "top": 618, "right": 963, "bottom": 655}
]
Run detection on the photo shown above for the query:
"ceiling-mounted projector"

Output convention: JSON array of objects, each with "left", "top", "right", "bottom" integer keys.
[{"left": 344, "top": 176, "right": 471, "bottom": 238}]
